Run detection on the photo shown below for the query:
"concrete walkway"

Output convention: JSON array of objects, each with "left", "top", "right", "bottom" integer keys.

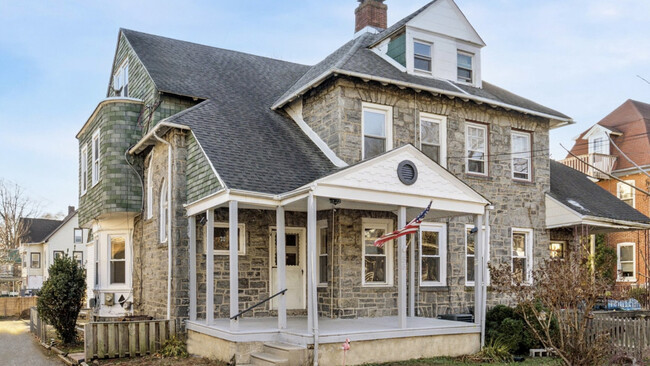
[{"left": 0, "top": 320, "right": 62, "bottom": 365}]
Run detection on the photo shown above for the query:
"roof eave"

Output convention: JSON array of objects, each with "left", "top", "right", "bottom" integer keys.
[{"left": 129, "top": 121, "right": 191, "bottom": 154}]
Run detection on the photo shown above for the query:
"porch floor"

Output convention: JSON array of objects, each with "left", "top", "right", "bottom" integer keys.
[{"left": 186, "top": 316, "right": 479, "bottom": 345}]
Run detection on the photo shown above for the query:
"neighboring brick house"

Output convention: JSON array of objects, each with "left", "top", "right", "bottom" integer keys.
[
  {"left": 76, "top": 0, "right": 587, "bottom": 363},
  {"left": 562, "top": 99, "right": 650, "bottom": 289}
]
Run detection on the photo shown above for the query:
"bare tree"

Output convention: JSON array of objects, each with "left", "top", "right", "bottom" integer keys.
[{"left": 0, "top": 179, "right": 40, "bottom": 263}]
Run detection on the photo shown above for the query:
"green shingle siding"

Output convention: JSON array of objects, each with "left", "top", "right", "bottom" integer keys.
[
  {"left": 186, "top": 133, "right": 222, "bottom": 203},
  {"left": 109, "top": 33, "right": 158, "bottom": 106},
  {"left": 387, "top": 33, "right": 406, "bottom": 67}
]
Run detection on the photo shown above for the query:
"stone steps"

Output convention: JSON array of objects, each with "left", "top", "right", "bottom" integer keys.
[{"left": 249, "top": 341, "right": 308, "bottom": 366}]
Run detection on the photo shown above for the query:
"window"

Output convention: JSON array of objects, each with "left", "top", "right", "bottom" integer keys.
[
  {"left": 109, "top": 235, "right": 126, "bottom": 284},
  {"left": 30, "top": 253, "right": 40, "bottom": 269},
  {"left": 617, "top": 181, "right": 635, "bottom": 208},
  {"left": 160, "top": 179, "right": 168, "bottom": 243},
  {"left": 414, "top": 41, "right": 432, "bottom": 72},
  {"left": 512, "top": 228, "right": 533, "bottom": 284},
  {"left": 420, "top": 113, "right": 447, "bottom": 166},
  {"left": 592, "top": 137, "right": 607, "bottom": 154},
  {"left": 362, "top": 103, "right": 393, "bottom": 160},
  {"left": 53, "top": 251, "right": 64, "bottom": 260},
  {"left": 207, "top": 223, "right": 246, "bottom": 255},
  {"left": 549, "top": 241, "right": 565, "bottom": 259},
  {"left": 74, "top": 228, "right": 83, "bottom": 244},
  {"left": 95, "top": 243, "right": 99, "bottom": 287},
  {"left": 317, "top": 221, "right": 329, "bottom": 287},
  {"left": 113, "top": 60, "right": 129, "bottom": 97},
  {"left": 73, "top": 251, "right": 83, "bottom": 266},
  {"left": 146, "top": 153, "right": 154, "bottom": 219},
  {"left": 457, "top": 52, "right": 473, "bottom": 83},
  {"left": 91, "top": 130, "right": 100, "bottom": 185},
  {"left": 362, "top": 219, "right": 393, "bottom": 286},
  {"left": 617, "top": 243, "right": 635, "bottom": 282},
  {"left": 466, "top": 123, "right": 487, "bottom": 175},
  {"left": 511, "top": 131, "right": 532, "bottom": 181},
  {"left": 465, "top": 225, "right": 476, "bottom": 285},
  {"left": 22, "top": 254, "right": 26, "bottom": 268},
  {"left": 80, "top": 144, "right": 88, "bottom": 194},
  {"left": 419, "top": 223, "right": 447, "bottom": 286}
]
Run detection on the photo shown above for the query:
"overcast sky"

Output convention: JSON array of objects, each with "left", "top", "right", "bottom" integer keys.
[{"left": 0, "top": 0, "right": 649, "bottom": 215}]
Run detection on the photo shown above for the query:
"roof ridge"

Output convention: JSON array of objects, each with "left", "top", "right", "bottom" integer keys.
[{"left": 369, "top": 0, "right": 438, "bottom": 47}]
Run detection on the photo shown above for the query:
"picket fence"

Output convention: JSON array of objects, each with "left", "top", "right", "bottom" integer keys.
[
  {"left": 588, "top": 315, "right": 650, "bottom": 354},
  {"left": 84, "top": 319, "right": 179, "bottom": 360}
]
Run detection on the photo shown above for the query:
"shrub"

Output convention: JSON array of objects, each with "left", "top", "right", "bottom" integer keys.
[
  {"left": 159, "top": 336, "right": 188, "bottom": 358},
  {"left": 480, "top": 338, "right": 513, "bottom": 363},
  {"left": 37, "top": 253, "right": 86, "bottom": 344},
  {"left": 486, "top": 304, "right": 542, "bottom": 354}
]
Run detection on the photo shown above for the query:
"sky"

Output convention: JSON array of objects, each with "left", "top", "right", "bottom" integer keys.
[{"left": 0, "top": 0, "right": 649, "bottom": 215}]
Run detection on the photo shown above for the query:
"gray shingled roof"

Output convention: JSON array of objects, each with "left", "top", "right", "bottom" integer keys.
[
  {"left": 122, "top": 29, "right": 337, "bottom": 194},
  {"left": 549, "top": 160, "right": 650, "bottom": 223},
  {"left": 20, "top": 218, "right": 63, "bottom": 244}
]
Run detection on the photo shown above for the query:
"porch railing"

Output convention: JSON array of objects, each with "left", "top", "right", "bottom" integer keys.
[
  {"left": 559, "top": 153, "right": 617, "bottom": 179},
  {"left": 230, "top": 289, "right": 287, "bottom": 320}
]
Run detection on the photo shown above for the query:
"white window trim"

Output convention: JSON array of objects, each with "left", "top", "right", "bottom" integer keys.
[
  {"left": 588, "top": 133, "right": 610, "bottom": 155},
  {"left": 74, "top": 228, "right": 84, "bottom": 244},
  {"left": 419, "top": 112, "right": 447, "bottom": 167},
  {"left": 91, "top": 129, "right": 100, "bottom": 186},
  {"left": 361, "top": 218, "right": 394, "bottom": 287},
  {"left": 511, "top": 228, "right": 534, "bottom": 285},
  {"left": 617, "top": 242, "right": 636, "bottom": 282},
  {"left": 617, "top": 180, "right": 636, "bottom": 209},
  {"left": 205, "top": 222, "right": 246, "bottom": 256},
  {"left": 457, "top": 50, "right": 474, "bottom": 84},
  {"left": 549, "top": 240, "right": 567, "bottom": 259},
  {"left": 419, "top": 222, "right": 447, "bottom": 287},
  {"left": 413, "top": 39, "right": 433, "bottom": 74},
  {"left": 113, "top": 59, "right": 129, "bottom": 97},
  {"left": 106, "top": 232, "right": 130, "bottom": 288},
  {"left": 361, "top": 102, "right": 393, "bottom": 160},
  {"left": 317, "top": 220, "right": 328, "bottom": 287},
  {"left": 30, "top": 253, "right": 41, "bottom": 269},
  {"left": 146, "top": 153, "right": 154, "bottom": 219},
  {"left": 511, "top": 130, "right": 532, "bottom": 182},
  {"left": 159, "top": 180, "right": 168, "bottom": 243},
  {"left": 465, "top": 224, "right": 476, "bottom": 287},
  {"left": 80, "top": 144, "right": 88, "bottom": 195},
  {"left": 465, "top": 122, "right": 488, "bottom": 176}
]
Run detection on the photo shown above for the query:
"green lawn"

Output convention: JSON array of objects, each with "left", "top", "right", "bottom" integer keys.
[{"left": 365, "top": 357, "right": 560, "bottom": 366}]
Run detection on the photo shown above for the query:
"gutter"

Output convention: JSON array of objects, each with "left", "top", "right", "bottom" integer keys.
[
  {"left": 153, "top": 130, "right": 173, "bottom": 320},
  {"left": 129, "top": 121, "right": 190, "bottom": 154}
]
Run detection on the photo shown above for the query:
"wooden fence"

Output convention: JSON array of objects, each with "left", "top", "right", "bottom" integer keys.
[
  {"left": 29, "top": 307, "right": 50, "bottom": 341},
  {"left": 84, "top": 319, "right": 179, "bottom": 360},
  {"left": 588, "top": 315, "right": 650, "bottom": 356},
  {"left": 1, "top": 297, "right": 37, "bottom": 318}
]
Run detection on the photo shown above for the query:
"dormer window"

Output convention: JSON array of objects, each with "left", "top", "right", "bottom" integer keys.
[
  {"left": 413, "top": 41, "right": 432, "bottom": 72},
  {"left": 113, "top": 60, "right": 129, "bottom": 97},
  {"left": 457, "top": 52, "right": 473, "bottom": 83}
]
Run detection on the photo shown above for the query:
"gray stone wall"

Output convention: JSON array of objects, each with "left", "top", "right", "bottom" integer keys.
[{"left": 78, "top": 100, "right": 144, "bottom": 226}]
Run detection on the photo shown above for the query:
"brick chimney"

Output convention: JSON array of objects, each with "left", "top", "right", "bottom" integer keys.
[{"left": 355, "top": 0, "right": 388, "bottom": 33}]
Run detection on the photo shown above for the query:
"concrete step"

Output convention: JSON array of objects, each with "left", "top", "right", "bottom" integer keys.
[
  {"left": 250, "top": 351, "right": 289, "bottom": 366},
  {"left": 263, "top": 342, "right": 308, "bottom": 365}
]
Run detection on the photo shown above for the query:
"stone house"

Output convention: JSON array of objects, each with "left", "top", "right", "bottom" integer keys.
[
  {"left": 75, "top": 0, "right": 594, "bottom": 364},
  {"left": 561, "top": 99, "right": 650, "bottom": 290}
]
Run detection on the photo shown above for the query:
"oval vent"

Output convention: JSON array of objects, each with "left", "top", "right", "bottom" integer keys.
[{"left": 397, "top": 160, "right": 418, "bottom": 185}]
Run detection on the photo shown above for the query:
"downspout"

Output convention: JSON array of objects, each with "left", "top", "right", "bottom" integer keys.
[{"left": 153, "top": 130, "right": 173, "bottom": 320}]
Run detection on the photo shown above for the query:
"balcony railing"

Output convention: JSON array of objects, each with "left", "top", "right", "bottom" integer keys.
[{"left": 560, "top": 153, "right": 617, "bottom": 179}]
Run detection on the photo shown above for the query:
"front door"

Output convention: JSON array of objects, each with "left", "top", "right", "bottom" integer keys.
[{"left": 269, "top": 228, "right": 306, "bottom": 310}]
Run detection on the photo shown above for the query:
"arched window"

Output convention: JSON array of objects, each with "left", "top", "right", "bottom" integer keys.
[
  {"left": 146, "top": 153, "right": 154, "bottom": 219},
  {"left": 160, "top": 179, "right": 168, "bottom": 243}
]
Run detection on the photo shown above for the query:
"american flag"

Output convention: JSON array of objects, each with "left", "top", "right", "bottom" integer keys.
[{"left": 373, "top": 201, "right": 432, "bottom": 248}]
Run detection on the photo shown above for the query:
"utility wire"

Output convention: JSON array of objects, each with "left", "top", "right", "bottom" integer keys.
[{"left": 607, "top": 135, "right": 650, "bottom": 181}]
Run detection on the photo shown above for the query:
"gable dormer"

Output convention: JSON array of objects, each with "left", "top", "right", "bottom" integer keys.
[{"left": 372, "top": 0, "right": 486, "bottom": 88}]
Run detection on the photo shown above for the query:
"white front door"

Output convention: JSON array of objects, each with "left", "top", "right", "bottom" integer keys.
[{"left": 270, "top": 228, "right": 306, "bottom": 310}]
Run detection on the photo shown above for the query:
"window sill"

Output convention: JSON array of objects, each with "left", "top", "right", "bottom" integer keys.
[
  {"left": 419, "top": 286, "right": 449, "bottom": 292},
  {"left": 512, "top": 178, "right": 534, "bottom": 185},
  {"left": 617, "top": 278, "right": 636, "bottom": 283},
  {"left": 464, "top": 172, "right": 491, "bottom": 180},
  {"left": 362, "top": 283, "right": 395, "bottom": 288}
]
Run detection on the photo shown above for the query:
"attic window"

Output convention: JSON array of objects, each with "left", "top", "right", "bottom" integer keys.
[
  {"left": 113, "top": 60, "right": 129, "bottom": 97},
  {"left": 457, "top": 52, "right": 473, "bottom": 83},
  {"left": 414, "top": 41, "right": 432, "bottom": 72}
]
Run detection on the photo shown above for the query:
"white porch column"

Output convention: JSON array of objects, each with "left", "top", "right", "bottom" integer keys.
[
  {"left": 481, "top": 208, "right": 490, "bottom": 347},
  {"left": 206, "top": 209, "right": 214, "bottom": 324},
  {"left": 189, "top": 216, "right": 197, "bottom": 321},
  {"left": 473, "top": 214, "right": 484, "bottom": 329},
  {"left": 398, "top": 206, "right": 407, "bottom": 328},
  {"left": 229, "top": 200, "right": 239, "bottom": 330},
  {"left": 409, "top": 227, "right": 415, "bottom": 317},
  {"left": 307, "top": 193, "right": 318, "bottom": 335},
  {"left": 276, "top": 206, "right": 287, "bottom": 329}
]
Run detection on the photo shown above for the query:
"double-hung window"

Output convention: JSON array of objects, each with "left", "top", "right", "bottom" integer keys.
[
  {"left": 80, "top": 145, "right": 88, "bottom": 194},
  {"left": 362, "top": 218, "right": 393, "bottom": 286},
  {"left": 617, "top": 181, "right": 635, "bottom": 208},
  {"left": 109, "top": 235, "right": 126, "bottom": 284},
  {"left": 53, "top": 251, "right": 64, "bottom": 260},
  {"left": 160, "top": 179, "right": 168, "bottom": 243},
  {"left": 457, "top": 52, "right": 473, "bottom": 83},
  {"left": 91, "top": 130, "right": 100, "bottom": 186},
  {"left": 419, "top": 223, "right": 446, "bottom": 286},
  {"left": 30, "top": 253, "right": 40, "bottom": 269},
  {"left": 73, "top": 251, "right": 83, "bottom": 266},
  {"left": 549, "top": 241, "right": 565, "bottom": 259},
  {"left": 113, "top": 60, "right": 129, "bottom": 97},
  {"left": 466, "top": 123, "right": 487, "bottom": 175},
  {"left": 465, "top": 225, "right": 476, "bottom": 285},
  {"left": 362, "top": 103, "right": 392, "bottom": 160},
  {"left": 414, "top": 41, "right": 432, "bottom": 72},
  {"left": 511, "top": 131, "right": 532, "bottom": 181},
  {"left": 317, "top": 220, "right": 329, "bottom": 287},
  {"left": 74, "top": 228, "right": 83, "bottom": 244},
  {"left": 617, "top": 243, "right": 635, "bottom": 282},
  {"left": 207, "top": 223, "right": 246, "bottom": 255},
  {"left": 420, "top": 113, "right": 447, "bottom": 166},
  {"left": 512, "top": 228, "right": 533, "bottom": 284}
]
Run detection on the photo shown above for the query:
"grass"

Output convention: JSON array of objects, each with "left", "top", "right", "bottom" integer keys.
[
  {"left": 364, "top": 356, "right": 561, "bottom": 366},
  {"left": 96, "top": 355, "right": 227, "bottom": 366}
]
